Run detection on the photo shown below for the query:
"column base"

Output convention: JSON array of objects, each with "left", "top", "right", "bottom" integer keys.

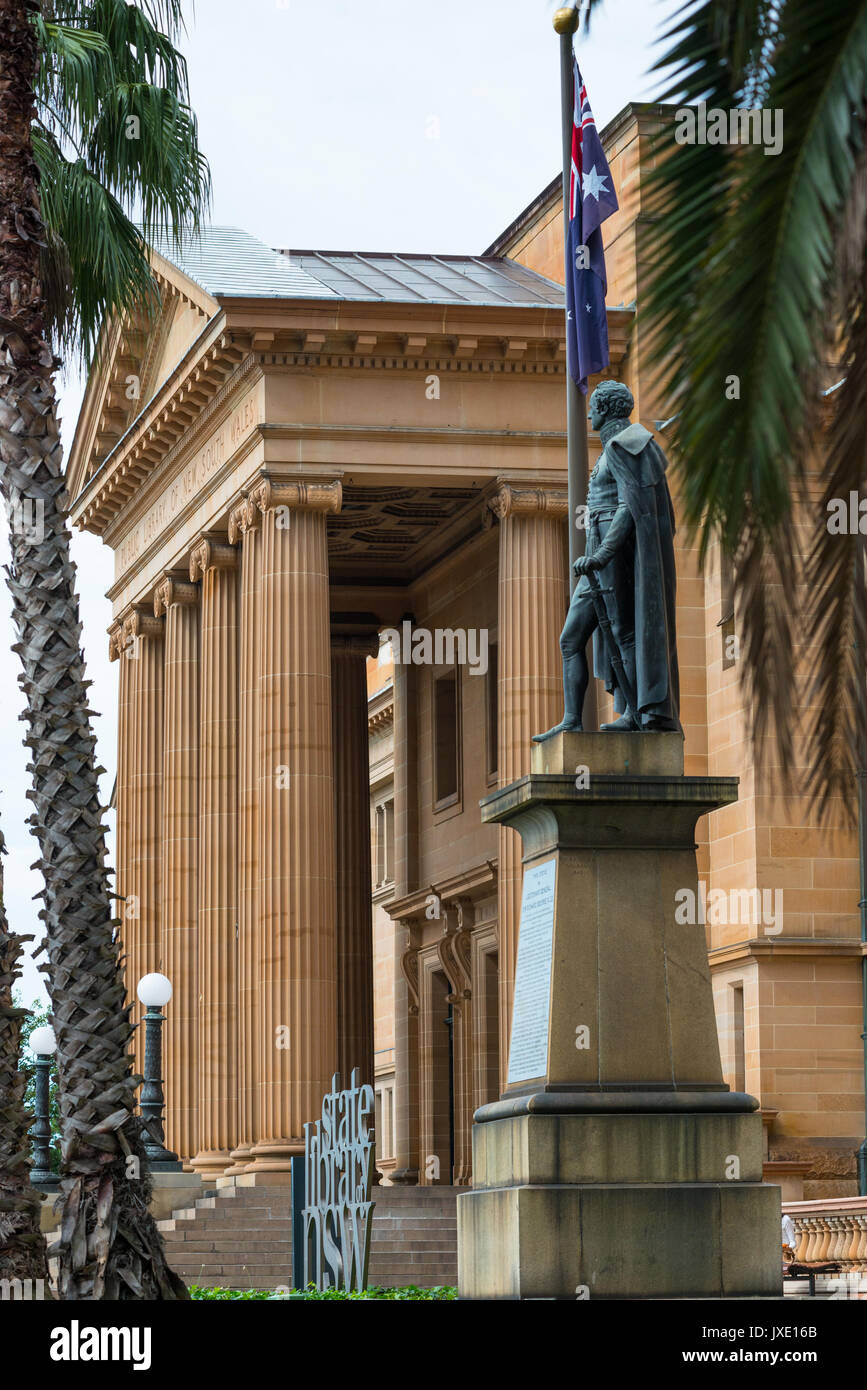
[
  {"left": 245, "top": 1138, "right": 303, "bottom": 1172},
  {"left": 223, "top": 1143, "right": 254, "bottom": 1175},
  {"left": 216, "top": 1170, "right": 293, "bottom": 1189},
  {"left": 388, "top": 1167, "right": 419, "bottom": 1186},
  {"left": 189, "top": 1148, "right": 233, "bottom": 1177},
  {"left": 458, "top": 1110, "right": 782, "bottom": 1300}
]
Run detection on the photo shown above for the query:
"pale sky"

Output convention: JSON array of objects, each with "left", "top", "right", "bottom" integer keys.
[{"left": 5, "top": 0, "right": 681, "bottom": 1003}]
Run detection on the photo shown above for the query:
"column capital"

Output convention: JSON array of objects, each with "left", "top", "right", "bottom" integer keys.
[
  {"left": 227, "top": 494, "right": 261, "bottom": 545},
  {"left": 124, "top": 603, "right": 164, "bottom": 644},
  {"left": 189, "top": 535, "right": 237, "bottom": 582},
  {"left": 251, "top": 473, "right": 342, "bottom": 517},
  {"left": 108, "top": 620, "right": 126, "bottom": 662},
  {"left": 154, "top": 573, "right": 199, "bottom": 617},
  {"left": 331, "top": 633, "right": 379, "bottom": 661},
  {"left": 483, "top": 483, "right": 568, "bottom": 527}
]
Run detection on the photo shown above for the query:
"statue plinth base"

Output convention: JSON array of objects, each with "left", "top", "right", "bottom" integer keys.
[{"left": 457, "top": 732, "right": 782, "bottom": 1300}]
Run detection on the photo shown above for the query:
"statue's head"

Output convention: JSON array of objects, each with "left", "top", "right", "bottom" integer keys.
[{"left": 589, "top": 379, "right": 634, "bottom": 432}]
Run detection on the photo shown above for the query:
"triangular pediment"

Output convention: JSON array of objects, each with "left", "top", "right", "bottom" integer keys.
[{"left": 66, "top": 249, "right": 218, "bottom": 503}]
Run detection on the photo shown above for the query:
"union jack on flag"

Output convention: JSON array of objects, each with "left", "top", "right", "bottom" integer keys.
[{"left": 566, "top": 60, "right": 618, "bottom": 392}]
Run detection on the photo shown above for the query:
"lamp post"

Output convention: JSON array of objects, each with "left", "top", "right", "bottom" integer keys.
[
  {"left": 30, "top": 1025, "right": 59, "bottom": 1191},
  {"left": 137, "top": 973, "right": 181, "bottom": 1170}
]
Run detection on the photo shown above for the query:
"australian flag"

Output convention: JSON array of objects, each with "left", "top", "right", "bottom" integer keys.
[{"left": 566, "top": 61, "right": 618, "bottom": 392}]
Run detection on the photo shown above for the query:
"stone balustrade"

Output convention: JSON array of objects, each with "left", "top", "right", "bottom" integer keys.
[{"left": 784, "top": 1197, "right": 867, "bottom": 1270}]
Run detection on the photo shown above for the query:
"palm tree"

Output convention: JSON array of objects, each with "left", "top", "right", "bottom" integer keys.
[
  {"left": 581, "top": 0, "right": 867, "bottom": 809},
  {"left": 0, "top": 0, "right": 208, "bottom": 1298},
  {"left": 0, "top": 834, "right": 51, "bottom": 1295}
]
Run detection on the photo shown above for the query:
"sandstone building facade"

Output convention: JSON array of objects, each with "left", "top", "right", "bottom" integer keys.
[{"left": 66, "top": 104, "right": 864, "bottom": 1199}]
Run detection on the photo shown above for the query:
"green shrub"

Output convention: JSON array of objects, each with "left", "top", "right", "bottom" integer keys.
[{"left": 190, "top": 1284, "right": 457, "bottom": 1301}]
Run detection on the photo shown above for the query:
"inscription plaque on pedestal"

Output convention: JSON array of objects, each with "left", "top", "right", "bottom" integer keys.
[{"left": 507, "top": 857, "right": 557, "bottom": 1085}]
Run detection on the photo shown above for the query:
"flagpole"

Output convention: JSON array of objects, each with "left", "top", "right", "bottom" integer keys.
[{"left": 554, "top": 4, "right": 596, "bottom": 730}]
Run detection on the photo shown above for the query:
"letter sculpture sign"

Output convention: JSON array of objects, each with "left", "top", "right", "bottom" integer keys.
[{"left": 302, "top": 1068, "right": 376, "bottom": 1291}]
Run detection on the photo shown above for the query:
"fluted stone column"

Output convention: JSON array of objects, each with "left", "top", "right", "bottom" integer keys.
[
  {"left": 154, "top": 574, "right": 200, "bottom": 1165},
  {"left": 226, "top": 497, "right": 261, "bottom": 1173},
  {"left": 391, "top": 655, "right": 420, "bottom": 1184},
  {"left": 122, "top": 604, "right": 164, "bottom": 1078},
  {"left": 488, "top": 485, "right": 567, "bottom": 1087},
  {"left": 331, "top": 635, "right": 377, "bottom": 1088},
  {"left": 189, "top": 536, "right": 238, "bottom": 1176},
  {"left": 247, "top": 476, "right": 340, "bottom": 1170}
]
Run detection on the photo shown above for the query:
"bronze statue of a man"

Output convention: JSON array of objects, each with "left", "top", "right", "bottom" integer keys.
[{"left": 535, "top": 379, "right": 680, "bottom": 740}]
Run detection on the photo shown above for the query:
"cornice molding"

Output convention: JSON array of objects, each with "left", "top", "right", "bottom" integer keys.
[
  {"left": 73, "top": 346, "right": 259, "bottom": 536},
  {"left": 368, "top": 698, "right": 394, "bottom": 733},
  {"left": 386, "top": 859, "right": 498, "bottom": 923},
  {"left": 259, "top": 349, "right": 568, "bottom": 374},
  {"left": 709, "top": 937, "right": 864, "bottom": 965}
]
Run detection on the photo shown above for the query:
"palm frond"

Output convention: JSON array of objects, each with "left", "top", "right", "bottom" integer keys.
[
  {"left": 634, "top": 0, "right": 867, "bottom": 803},
  {"left": 33, "top": 129, "right": 160, "bottom": 364},
  {"left": 647, "top": 0, "right": 867, "bottom": 548},
  {"left": 32, "top": 2, "right": 210, "bottom": 365},
  {"left": 45, "top": 0, "right": 189, "bottom": 43},
  {"left": 804, "top": 259, "right": 867, "bottom": 808},
  {"left": 84, "top": 82, "right": 210, "bottom": 242},
  {"left": 34, "top": 17, "right": 112, "bottom": 134},
  {"left": 76, "top": 0, "right": 190, "bottom": 93}
]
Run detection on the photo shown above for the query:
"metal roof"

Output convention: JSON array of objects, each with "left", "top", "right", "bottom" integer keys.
[
  {"left": 145, "top": 225, "right": 566, "bottom": 308},
  {"left": 280, "top": 249, "right": 564, "bottom": 306},
  {"left": 146, "top": 226, "right": 338, "bottom": 299}
]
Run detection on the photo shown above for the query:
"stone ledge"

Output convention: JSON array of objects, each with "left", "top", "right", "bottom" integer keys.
[
  {"left": 471, "top": 1110, "right": 766, "bottom": 1187},
  {"left": 531, "top": 729, "right": 684, "bottom": 777}
]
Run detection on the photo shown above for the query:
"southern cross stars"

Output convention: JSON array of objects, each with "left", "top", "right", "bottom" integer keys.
[{"left": 582, "top": 163, "right": 610, "bottom": 201}]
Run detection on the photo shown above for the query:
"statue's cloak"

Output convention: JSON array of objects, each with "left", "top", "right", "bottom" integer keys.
[{"left": 590, "top": 421, "right": 680, "bottom": 726}]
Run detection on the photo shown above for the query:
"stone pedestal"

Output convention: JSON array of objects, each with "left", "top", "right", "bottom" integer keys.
[{"left": 457, "top": 731, "right": 782, "bottom": 1300}]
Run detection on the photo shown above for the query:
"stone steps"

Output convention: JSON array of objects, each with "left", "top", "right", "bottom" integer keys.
[
  {"left": 161, "top": 1218, "right": 294, "bottom": 1234},
  {"left": 161, "top": 1180, "right": 459, "bottom": 1291}
]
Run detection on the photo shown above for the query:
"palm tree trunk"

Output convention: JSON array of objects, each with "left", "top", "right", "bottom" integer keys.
[
  {"left": 0, "top": 840, "right": 51, "bottom": 1293},
  {"left": 0, "top": 0, "right": 186, "bottom": 1299}
]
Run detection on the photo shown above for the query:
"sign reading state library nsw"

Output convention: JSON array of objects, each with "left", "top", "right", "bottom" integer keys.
[
  {"left": 507, "top": 858, "right": 557, "bottom": 1085},
  {"left": 302, "top": 1068, "right": 376, "bottom": 1292}
]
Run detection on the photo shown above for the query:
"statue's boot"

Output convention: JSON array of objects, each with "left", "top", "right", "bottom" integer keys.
[
  {"left": 600, "top": 640, "right": 639, "bottom": 731},
  {"left": 532, "top": 716, "right": 583, "bottom": 743},
  {"left": 533, "top": 652, "right": 585, "bottom": 742},
  {"left": 600, "top": 711, "right": 640, "bottom": 732},
  {"left": 643, "top": 714, "right": 680, "bottom": 732}
]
